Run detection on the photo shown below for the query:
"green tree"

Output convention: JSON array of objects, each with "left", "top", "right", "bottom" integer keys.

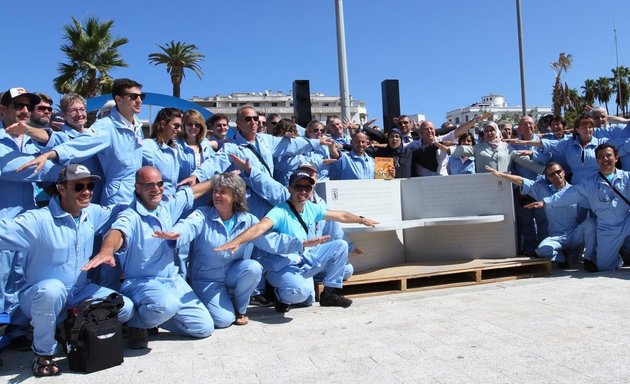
[
  {"left": 612, "top": 66, "right": 630, "bottom": 116},
  {"left": 581, "top": 79, "right": 597, "bottom": 106},
  {"left": 54, "top": 17, "right": 128, "bottom": 98},
  {"left": 550, "top": 52, "right": 573, "bottom": 116},
  {"left": 595, "top": 76, "right": 613, "bottom": 113},
  {"left": 148, "top": 40, "right": 205, "bottom": 98}
]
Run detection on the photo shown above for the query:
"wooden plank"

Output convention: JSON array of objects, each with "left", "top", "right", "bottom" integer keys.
[{"left": 315, "top": 257, "right": 552, "bottom": 299}]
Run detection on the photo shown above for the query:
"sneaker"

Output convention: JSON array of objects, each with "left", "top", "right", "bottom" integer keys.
[
  {"left": 250, "top": 294, "right": 273, "bottom": 307},
  {"left": 127, "top": 327, "right": 148, "bottom": 349},
  {"left": 583, "top": 259, "right": 598, "bottom": 273},
  {"left": 319, "top": 291, "right": 352, "bottom": 308},
  {"left": 274, "top": 301, "right": 290, "bottom": 313}
]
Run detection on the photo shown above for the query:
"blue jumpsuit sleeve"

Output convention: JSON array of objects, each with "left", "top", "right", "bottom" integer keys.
[
  {"left": 271, "top": 136, "right": 319, "bottom": 158},
  {"left": 54, "top": 128, "right": 112, "bottom": 165},
  {"left": 247, "top": 165, "right": 291, "bottom": 205},
  {"left": 192, "top": 151, "right": 232, "bottom": 182},
  {"left": 0, "top": 151, "right": 61, "bottom": 182},
  {"left": 0, "top": 214, "right": 36, "bottom": 251},
  {"left": 170, "top": 209, "right": 206, "bottom": 248}
]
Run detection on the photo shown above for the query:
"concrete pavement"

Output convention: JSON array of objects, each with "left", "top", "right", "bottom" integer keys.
[{"left": 2, "top": 267, "right": 630, "bottom": 384}]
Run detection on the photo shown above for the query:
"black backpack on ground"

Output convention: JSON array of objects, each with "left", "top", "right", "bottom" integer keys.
[{"left": 60, "top": 293, "right": 125, "bottom": 373}]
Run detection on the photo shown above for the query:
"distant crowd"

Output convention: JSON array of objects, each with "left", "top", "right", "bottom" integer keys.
[{"left": 1, "top": 77, "right": 629, "bottom": 376}]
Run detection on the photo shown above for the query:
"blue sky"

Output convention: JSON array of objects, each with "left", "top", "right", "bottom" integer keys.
[{"left": 4, "top": 0, "right": 629, "bottom": 124}]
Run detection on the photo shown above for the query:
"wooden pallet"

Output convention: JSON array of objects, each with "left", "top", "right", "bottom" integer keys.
[{"left": 316, "top": 257, "right": 552, "bottom": 299}]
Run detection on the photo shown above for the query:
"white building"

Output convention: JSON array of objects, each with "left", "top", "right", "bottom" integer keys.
[
  {"left": 190, "top": 91, "right": 368, "bottom": 124},
  {"left": 445, "top": 94, "right": 552, "bottom": 125}
]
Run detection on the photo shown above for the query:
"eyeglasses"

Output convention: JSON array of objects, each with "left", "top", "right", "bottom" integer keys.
[
  {"left": 269, "top": 121, "right": 279, "bottom": 126},
  {"left": 11, "top": 102, "right": 33, "bottom": 111},
  {"left": 184, "top": 122, "right": 203, "bottom": 129},
  {"left": 137, "top": 181, "right": 164, "bottom": 189},
  {"left": 72, "top": 182, "right": 96, "bottom": 192},
  {"left": 242, "top": 115, "right": 259, "bottom": 122},
  {"left": 35, "top": 106, "right": 53, "bottom": 113},
  {"left": 122, "top": 92, "right": 146, "bottom": 101},
  {"left": 67, "top": 108, "right": 87, "bottom": 114},
  {"left": 546, "top": 169, "right": 563, "bottom": 177},
  {"left": 292, "top": 184, "right": 313, "bottom": 193}
]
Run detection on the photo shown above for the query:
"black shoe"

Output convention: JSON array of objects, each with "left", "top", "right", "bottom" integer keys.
[
  {"left": 274, "top": 301, "right": 290, "bottom": 313},
  {"left": 558, "top": 261, "right": 570, "bottom": 269},
  {"left": 127, "top": 327, "right": 148, "bottom": 349},
  {"left": 250, "top": 294, "right": 273, "bottom": 307},
  {"left": 319, "top": 291, "right": 352, "bottom": 308},
  {"left": 583, "top": 259, "right": 598, "bottom": 273}
]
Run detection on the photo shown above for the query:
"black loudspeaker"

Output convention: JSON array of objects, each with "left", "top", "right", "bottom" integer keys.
[
  {"left": 381, "top": 80, "right": 401, "bottom": 134},
  {"left": 293, "top": 80, "right": 312, "bottom": 128}
]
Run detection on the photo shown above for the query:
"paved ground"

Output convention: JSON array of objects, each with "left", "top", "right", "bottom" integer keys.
[{"left": 2, "top": 267, "right": 630, "bottom": 384}]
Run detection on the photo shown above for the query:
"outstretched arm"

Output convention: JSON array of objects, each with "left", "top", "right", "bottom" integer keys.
[
  {"left": 81, "top": 229, "right": 124, "bottom": 271},
  {"left": 484, "top": 165, "right": 525, "bottom": 187},
  {"left": 324, "top": 210, "right": 378, "bottom": 227},
  {"left": 215, "top": 217, "right": 274, "bottom": 254}
]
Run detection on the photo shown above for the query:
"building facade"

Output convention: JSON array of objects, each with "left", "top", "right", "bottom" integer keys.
[
  {"left": 190, "top": 91, "right": 368, "bottom": 125},
  {"left": 445, "top": 94, "right": 552, "bottom": 125}
]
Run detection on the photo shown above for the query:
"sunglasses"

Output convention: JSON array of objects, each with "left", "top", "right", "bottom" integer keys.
[
  {"left": 72, "top": 182, "right": 96, "bottom": 192},
  {"left": 185, "top": 122, "right": 203, "bottom": 129},
  {"left": 292, "top": 184, "right": 313, "bottom": 193},
  {"left": 137, "top": 181, "right": 164, "bottom": 189},
  {"left": 242, "top": 115, "right": 259, "bottom": 122},
  {"left": 546, "top": 169, "right": 563, "bottom": 177},
  {"left": 35, "top": 105, "right": 53, "bottom": 113},
  {"left": 12, "top": 102, "right": 33, "bottom": 111},
  {"left": 122, "top": 92, "right": 146, "bottom": 101},
  {"left": 269, "top": 121, "right": 279, "bottom": 126},
  {"left": 310, "top": 128, "right": 325, "bottom": 133}
]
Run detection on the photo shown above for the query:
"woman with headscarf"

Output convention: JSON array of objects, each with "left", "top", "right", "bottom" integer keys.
[
  {"left": 436, "top": 121, "right": 543, "bottom": 174},
  {"left": 367, "top": 128, "right": 413, "bottom": 178}
]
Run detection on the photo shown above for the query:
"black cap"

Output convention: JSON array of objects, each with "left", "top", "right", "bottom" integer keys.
[{"left": 289, "top": 171, "right": 315, "bottom": 185}]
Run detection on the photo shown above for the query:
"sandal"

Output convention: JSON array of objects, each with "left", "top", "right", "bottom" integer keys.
[
  {"left": 32, "top": 355, "right": 60, "bottom": 377},
  {"left": 234, "top": 313, "right": 249, "bottom": 326}
]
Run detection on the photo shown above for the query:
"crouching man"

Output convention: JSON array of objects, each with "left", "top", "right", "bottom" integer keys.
[
  {"left": 216, "top": 170, "right": 378, "bottom": 312},
  {"left": 83, "top": 166, "right": 214, "bottom": 349},
  {"left": 0, "top": 164, "right": 133, "bottom": 377}
]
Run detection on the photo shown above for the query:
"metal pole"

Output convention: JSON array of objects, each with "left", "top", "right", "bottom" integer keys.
[
  {"left": 335, "top": 0, "right": 351, "bottom": 120},
  {"left": 516, "top": 0, "right": 527, "bottom": 116}
]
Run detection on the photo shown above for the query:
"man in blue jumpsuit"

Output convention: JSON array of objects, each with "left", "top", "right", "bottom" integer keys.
[
  {"left": 0, "top": 164, "right": 133, "bottom": 376},
  {"left": 330, "top": 132, "right": 375, "bottom": 180},
  {"left": 19, "top": 78, "right": 145, "bottom": 205},
  {"left": 530, "top": 143, "right": 630, "bottom": 271},
  {"left": 486, "top": 163, "right": 595, "bottom": 268},
  {"left": 83, "top": 166, "right": 214, "bottom": 349},
  {"left": 216, "top": 170, "right": 378, "bottom": 311},
  {"left": 0, "top": 87, "right": 61, "bottom": 336}
]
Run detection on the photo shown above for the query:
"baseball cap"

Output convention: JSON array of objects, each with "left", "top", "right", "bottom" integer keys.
[
  {"left": 289, "top": 171, "right": 315, "bottom": 186},
  {"left": 0, "top": 87, "right": 41, "bottom": 106},
  {"left": 297, "top": 161, "right": 318, "bottom": 173},
  {"left": 57, "top": 164, "right": 101, "bottom": 184}
]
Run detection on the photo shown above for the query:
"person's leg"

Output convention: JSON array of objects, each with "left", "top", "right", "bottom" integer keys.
[
  {"left": 160, "top": 276, "right": 213, "bottom": 338},
  {"left": 122, "top": 279, "right": 181, "bottom": 329},
  {"left": 594, "top": 224, "right": 625, "bottom": 271},
  {"left": 18, "top": 279, "right": 67, "bottom": 356},
  {"left": 193, "top": 280, "right": 232, "bottom": 329},
  {"left": 224, "top": 259, "right": 262, "bottom": 316},
  {"left": 535, "top": 235, "right": 565, "bottom": 261},
  {"left": 266, "top": 266, "right": 315, "bottom": 306},
  {"left": 302, "top": 239, "right": 349, "bottom": 289}
]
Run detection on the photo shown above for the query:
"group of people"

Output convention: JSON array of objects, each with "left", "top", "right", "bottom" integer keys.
[
  {"left": 2, "top": 77, "right": 630, "bottom": 377},
  {"left": 0, "top": 80, "right": 376, "bottom": 377}
]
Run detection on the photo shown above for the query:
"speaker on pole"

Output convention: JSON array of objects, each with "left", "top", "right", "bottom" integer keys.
[
  {"left": 381, "top": 79, "right": 400, "bottom": 134},
  {"left": 293, "top": 80, "right": 312, "bottom": 128}
]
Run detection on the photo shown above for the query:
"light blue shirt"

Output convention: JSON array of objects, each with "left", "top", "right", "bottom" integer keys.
[
  {"left": 330, "top": 150, "right": 374, "bottom": 180},
  {"left": 142, "top": 139, "right": 180, "bottom": 196},
  {"left": 0, "top": 196, "right": 115, "bottom": 290},
  {"left": 112, "top": 187, "right": 193, "bottom": 279},
  {"left": 53, "top": 107, "right": 144, "bottom": 205},
  {"left": 522, "top": 179, "right": 584, "bottom": 235}
]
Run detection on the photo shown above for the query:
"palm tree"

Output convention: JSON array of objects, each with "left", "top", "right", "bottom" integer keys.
[
  {"left": 148, "top": 40, "right": 205, "bottom": 98},
  {"left": 611, "top": 66, "right": 630, "bottom": 116},
  {"left": 54, "top": 17, "right": 128, "bottom": 98},
  {"left": 550, "top": 52, "right": 573, "bottom": 115},
  {"left": 595, "top": 76, "right": 613, "bottom": 113},
  {"left": 581, "top": 79, "right": 597, "bottom": 106}
]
